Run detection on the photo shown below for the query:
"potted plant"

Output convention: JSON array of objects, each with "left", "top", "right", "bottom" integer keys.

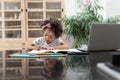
[{"left": 63, "top": 0, "right": 120, "bottom": 48}]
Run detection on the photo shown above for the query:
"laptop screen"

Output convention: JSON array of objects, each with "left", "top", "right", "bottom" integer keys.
[{"left": 87, "top": 23, "right": 120, "bottom": 51}]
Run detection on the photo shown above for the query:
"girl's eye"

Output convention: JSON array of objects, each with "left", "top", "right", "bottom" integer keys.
[
  {"left": 49, "top": 36, "right": 53, "bottom": 39},
  {"left": 45, "top": 34, "right": 48, "bottom": 36}
]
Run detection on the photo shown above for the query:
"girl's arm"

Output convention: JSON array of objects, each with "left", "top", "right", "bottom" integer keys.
[
  {"left": 26, "top": 43, "right": 41, "bottom": 51},
  {"left": 47, "top": 41, "right": 69, "bottom": 50},
  {"left": 26, "top": 37, "right": 42, "bottom": 51},
  {"left": 55, "top": 42, "right": 69, "bottom": 49}
]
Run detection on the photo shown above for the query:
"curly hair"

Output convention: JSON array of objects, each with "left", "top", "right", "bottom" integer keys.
[{"left": 41, "top": 19, "right": 63, "bottom": 38}]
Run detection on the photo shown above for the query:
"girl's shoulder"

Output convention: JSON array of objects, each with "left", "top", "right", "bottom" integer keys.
[
  {"left": 53, "top": 38, "right": 61, "bottom": 42},
  {"left": 55, "top": 38, "right": 63, "bottom": 42},
  {"left": 51, "top": 38, "right": 63, "bottom": 45}
]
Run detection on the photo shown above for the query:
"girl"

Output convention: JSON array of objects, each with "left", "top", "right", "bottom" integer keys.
[
  {"left": 27, "top": 19, "right": 66, "bottom": 80},
  {"left": 27, "top": 19, "right": 68, "bottom": 51}
]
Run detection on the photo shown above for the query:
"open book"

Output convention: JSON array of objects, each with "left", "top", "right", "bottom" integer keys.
[
  {"left": 29, "top": 48, "right": 83, "bottom": 55},
  {"left": 8, "top": 49, "right": 88, "bottom": 58}
]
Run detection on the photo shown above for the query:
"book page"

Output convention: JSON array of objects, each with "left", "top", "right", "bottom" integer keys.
[{"left": 29, "top": 49, "right": 81, "bottom": 54}]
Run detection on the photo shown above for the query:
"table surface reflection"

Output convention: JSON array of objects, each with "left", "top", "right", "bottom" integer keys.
[{"left": 0, "top": 54, "right": 92, "bottom": 80}]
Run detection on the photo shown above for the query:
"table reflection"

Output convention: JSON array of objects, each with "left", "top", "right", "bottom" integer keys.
[
  {"left": 42, "top": 58, "right": 64, "bottom": 80},
  {"left": 0, "top": 54, "right": 92, "bottom": 80},
  {"left": 66, "top": 55, "right": 91, "bottom": 80}
]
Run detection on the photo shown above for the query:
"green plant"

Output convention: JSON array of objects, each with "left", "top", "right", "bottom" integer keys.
[{"left": 63, "top": 0, "right": 120, "bottom": 48}]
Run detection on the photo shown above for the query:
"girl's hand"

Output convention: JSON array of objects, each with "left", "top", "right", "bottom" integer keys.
[
  {"left": 47, "top": 47, "right": 55, "bottom": 50},
  {"left": 33, "top": 45, "right": 41, "bottom": 50}
]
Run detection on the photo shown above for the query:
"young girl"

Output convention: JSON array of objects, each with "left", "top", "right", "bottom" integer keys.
[
  {"left": 27, "top": 19, "right": 68, "bottom": 51},
  {"left": 27, "top": 19, "right": 66, "bottom": 80}
]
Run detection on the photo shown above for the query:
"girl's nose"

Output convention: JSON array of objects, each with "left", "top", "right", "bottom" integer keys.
[{"left": 46, "top": 36, "right": 49, "bottom": 40}]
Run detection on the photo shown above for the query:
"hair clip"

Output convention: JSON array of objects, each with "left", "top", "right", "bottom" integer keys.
[{"left": 42, "top": 23, "right": 51, "bottom": 29}]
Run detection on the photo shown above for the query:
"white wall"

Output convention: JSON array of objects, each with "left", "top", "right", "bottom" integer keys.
[
  {"left": 105, "top": 0, "right": 120, "bottom": 17},
  {"left": 64, "top": 0, "right": 77, "bottom": 17},
  {"left": 64, "top": 0, "right": 120, "bottom": 17},
  {"left": 64, "top": 0, "right": 105, "bottom": 17}
]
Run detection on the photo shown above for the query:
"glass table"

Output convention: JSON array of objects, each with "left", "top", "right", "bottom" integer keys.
[{"left": 0, "top": 51, "right": 92, "bottom": 80}]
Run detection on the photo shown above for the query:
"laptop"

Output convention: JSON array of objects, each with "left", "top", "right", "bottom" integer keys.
[{"left": 78, "top": 23, "right": 120, "bottom": 52}]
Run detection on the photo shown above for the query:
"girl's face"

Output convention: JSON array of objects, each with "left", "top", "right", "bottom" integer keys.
[{"left": 43, "top": 28, "right": 56, "bottom": 44}]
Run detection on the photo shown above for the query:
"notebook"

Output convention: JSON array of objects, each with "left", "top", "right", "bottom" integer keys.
[{"left": 78, "top": 23, "right": 120, "bottom": 52}]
